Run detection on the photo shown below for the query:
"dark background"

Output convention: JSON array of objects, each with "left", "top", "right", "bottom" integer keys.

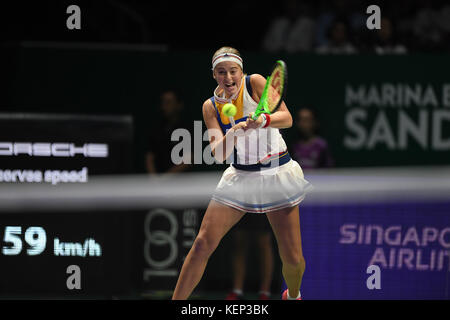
[
  {"left": 1, "top": 0, "right": 449, "bottom": 300},
  {"left": 2, "top": 0, "right": 450, "bottom": 172},
  {"left": 1, "top": 0, "right": 449, "bottom": 52}
]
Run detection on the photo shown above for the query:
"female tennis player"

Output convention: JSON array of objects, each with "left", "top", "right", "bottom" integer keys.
[{"left": 172, "top": 47, "right": 311, "bottom": 300}]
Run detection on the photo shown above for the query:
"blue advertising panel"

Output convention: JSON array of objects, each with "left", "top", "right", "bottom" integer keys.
[{"left": 293, "top": 202, "right": 450, "bottom": 299}]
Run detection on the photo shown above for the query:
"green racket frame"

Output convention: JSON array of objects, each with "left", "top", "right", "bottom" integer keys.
[{"left": 251, "top": 60, "right": 287, "bottom": 121}]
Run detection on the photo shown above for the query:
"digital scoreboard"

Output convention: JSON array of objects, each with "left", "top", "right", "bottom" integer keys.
[{"left": 0, "top": 113, "right": 135, "bottom": 297}]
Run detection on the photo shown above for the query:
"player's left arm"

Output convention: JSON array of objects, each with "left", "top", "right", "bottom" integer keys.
[{"left": 247, "top": 74, "right": 293, "bottom": 129}]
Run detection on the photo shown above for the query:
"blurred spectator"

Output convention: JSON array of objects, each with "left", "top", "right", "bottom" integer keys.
[
  {"left": 411, "top": 1, "right": 444, "bottom": 52},
  {"left": 145, "top": 88, "right": 192, "bottom": 174},
  {"left": 262, "top": 0, "right": 316, "bottom": 53},
  {"left": 291, "top": 107, "right": 334, "bottom": 170},
  {"left": 438, "top": 2, "right": 450, "bottom": 51},
  {"left": 373, "top": 17, "right": 407, "bottom": 54},
  {"left": 438, "top": 2, "right": 450, "bottom": 32},
  {"left": 315, "top": 0, "right": 352, "bottom": 47},
  {"left": 316, "top": 17, "right": 357, "bottom": 54},
  {"left": 225, "top": 214, "right": 274, "bottom": 300}
]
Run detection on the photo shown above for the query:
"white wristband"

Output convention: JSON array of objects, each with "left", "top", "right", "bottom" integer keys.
[{"left": 259, "top": 113, "right": 267, "bottom": 128}]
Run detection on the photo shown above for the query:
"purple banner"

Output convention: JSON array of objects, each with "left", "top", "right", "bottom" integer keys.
[{"left": 289, "top": 202, "right": 450, "bottom": 299}]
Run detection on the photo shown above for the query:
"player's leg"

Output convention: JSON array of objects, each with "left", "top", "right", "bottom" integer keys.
[
  {"left": 172, "top": 200, "right": 245, "bottom": 300},
  {"left": 266, "top": 205, "right": 304, "bottom": 299}
]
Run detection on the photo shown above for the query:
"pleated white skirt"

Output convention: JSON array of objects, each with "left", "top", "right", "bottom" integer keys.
[{"left": 212, "top": 160, "right": 313, "bottom": 213}]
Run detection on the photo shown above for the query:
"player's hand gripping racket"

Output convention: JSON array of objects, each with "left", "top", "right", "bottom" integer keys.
[{"left": 251, "top": 60, "right": 288, "bottom": 121}]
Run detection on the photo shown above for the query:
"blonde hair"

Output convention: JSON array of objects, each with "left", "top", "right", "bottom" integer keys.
[{"left": 212, "top": 46, "right": 241, "bottom": 60}]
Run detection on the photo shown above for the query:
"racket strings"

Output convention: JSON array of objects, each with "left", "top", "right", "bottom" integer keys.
[{"left": 267, "top": 66, "right": 284, "bottom": 111}]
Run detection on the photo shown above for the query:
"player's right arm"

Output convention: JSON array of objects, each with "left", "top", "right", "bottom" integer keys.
[{"left": 202, "top": 99, "right": 246, "bottom": 163}]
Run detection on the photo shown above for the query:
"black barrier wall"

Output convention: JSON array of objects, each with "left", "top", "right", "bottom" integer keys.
[
  {"left": 139, "top": 208, "right": 282, "bottom": 298},
  {"left": 0, "top": 113, "right": 136, "bottom": 297}
]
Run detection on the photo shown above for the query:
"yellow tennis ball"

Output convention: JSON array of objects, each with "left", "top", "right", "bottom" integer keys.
[{"left": 222, "top": 103, "right": 237, "bottom": 117}]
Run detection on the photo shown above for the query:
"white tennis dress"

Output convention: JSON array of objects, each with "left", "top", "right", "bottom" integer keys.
[{"left": 209, "top": 75, "right": 312, "bottom": 213}]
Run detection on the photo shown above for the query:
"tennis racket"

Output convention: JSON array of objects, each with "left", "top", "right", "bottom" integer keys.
[{"left": 251, "top": 60, "right": 288, "bottom": 121}]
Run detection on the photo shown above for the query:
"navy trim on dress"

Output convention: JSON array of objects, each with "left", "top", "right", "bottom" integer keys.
[
  {"left": 232, "top": 151, "right": 291, "bottom": 171},
  {"left": 245, "top": 75, "right": 253, "bottom": 98}
]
